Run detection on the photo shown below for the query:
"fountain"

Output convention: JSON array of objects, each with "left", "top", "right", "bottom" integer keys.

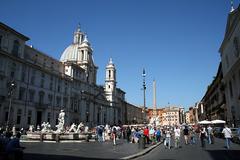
[{"left": 26, "top": 110, "right": 94, "bottom": 142}]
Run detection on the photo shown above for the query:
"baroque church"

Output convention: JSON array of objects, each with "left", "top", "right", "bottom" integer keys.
[{"left": 0, "top": 22, "right": 134, "bottom": 130}]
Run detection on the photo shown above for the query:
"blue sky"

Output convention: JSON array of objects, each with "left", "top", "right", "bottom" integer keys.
[{"left": 1, "top": 0, "right": 239, "bottom": 109}]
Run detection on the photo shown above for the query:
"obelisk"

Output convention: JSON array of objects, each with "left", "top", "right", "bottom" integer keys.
[{"left": 153, "top": 80, "right": 157, "bottom": 118}]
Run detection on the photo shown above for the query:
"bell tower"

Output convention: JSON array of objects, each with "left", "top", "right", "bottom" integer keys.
[{"left": 105, "top": 58, "right": 116, "bottom": 104}]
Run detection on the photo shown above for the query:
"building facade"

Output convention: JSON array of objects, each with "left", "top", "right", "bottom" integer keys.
[
  {"left": 147, "top": 106, "right": 182, "bottom": 126},
  {"left": 185, "top": 111, "right": 190, "bottom": 124},
  {"left": 219, "top": 4, "right": 240, "bottom": 127},
  {"left": 0, "top": 22, "right": 136, "bottom": 130},
  {"left": 198, "top": 63, "right": 227, "bottom": 122}
]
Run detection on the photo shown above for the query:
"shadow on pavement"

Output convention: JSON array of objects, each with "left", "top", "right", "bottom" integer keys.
[
  {"left": 206, "top": 149, "right": 240, "bottom": 160},
  {"left": 24, "top": 153, "right": 116, "bottom": 160}
]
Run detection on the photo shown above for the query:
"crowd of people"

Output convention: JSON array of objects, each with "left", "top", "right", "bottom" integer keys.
[{"left": 93, "top": 123, "right": 240, "bottom": 151}]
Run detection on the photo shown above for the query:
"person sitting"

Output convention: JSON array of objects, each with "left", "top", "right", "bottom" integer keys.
[{"left": 6, "top": 132, "right": 25, "bottom": 160}]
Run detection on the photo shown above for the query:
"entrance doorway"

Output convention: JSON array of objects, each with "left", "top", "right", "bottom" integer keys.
[{"left": 36, "top": 111, "right": 42, "bottom": 126}]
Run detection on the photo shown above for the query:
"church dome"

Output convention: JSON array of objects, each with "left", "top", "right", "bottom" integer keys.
[
  {"left": 60, "top": 25, "right": 91, "bottom": 62},
  {"left": 60, "top": 44, "right": 79, "bottom": 62}
]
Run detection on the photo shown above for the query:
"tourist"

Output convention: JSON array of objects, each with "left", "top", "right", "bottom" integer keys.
[
  {"left": 6, "top": 132, "right": 25, "bottom": 160},
  {"left": 190, "top": 128, "right": 196, "bottom": 144},
  {"left": 183, "top": 126, "right": 189, "bottom": 145},
  {"left": 165, "top": 128, "right": 171, "bottom": 149},
  {"left": 155, "top": 128, "right": 161, "bottom": 142},
  {"left": 126, "top": 126, "right": 131, "bottom": 143},
  {"left": 97, "top": 126, "right": 103, "bottom": 142},
  {"left": 207, "top": 125, "right": 213, "bottom": 144},
  {"left": 222, "top": 125, "right": 232, "bottom": 149},
  {"left": 174, "top": 126, "right": 180, "bottom": 148},
  {"left": 112, "top": 127, "right": 117, "bottom": 145},
  {"left": 199, "top": 127, "right": 207, "bottom": 149},
  {"left": 143, "top": 126, "right": 149, "bottom": 144}
]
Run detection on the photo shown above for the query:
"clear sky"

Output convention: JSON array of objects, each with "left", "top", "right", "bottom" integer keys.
[{"left": 1, "top": 0, "right": 239, "bottom": 110}]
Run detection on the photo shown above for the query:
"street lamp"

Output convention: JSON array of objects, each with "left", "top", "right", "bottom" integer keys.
[
  {"left": 142, "top": 68, "right": 146, "bottom": 123},
  {"left": 6, "top": 80, "right": 16, "bottom": 131}
]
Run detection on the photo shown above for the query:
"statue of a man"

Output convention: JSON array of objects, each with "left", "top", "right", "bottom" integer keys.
[{"left": 56, "top": 110, "right": 65, "bottom": 133}]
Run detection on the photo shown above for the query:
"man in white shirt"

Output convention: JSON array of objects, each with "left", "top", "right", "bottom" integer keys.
[
  {"left": 222, "top": 125, "right": 232, "bottom": 149},
  {"left": 174, "top": 126, "right": 181, "bottom": 148}
]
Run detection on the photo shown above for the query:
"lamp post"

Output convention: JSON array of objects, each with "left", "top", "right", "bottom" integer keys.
[
  {"left": 6, "top": 80, "right": 16, "bottom": 131},
  {"left": 142, "top": 68, "right": 146, "bottom": 124}
]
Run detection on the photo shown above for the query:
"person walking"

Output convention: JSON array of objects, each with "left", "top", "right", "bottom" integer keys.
[
  {"left": 190, "top": 129, "right": 196, "bottom": 144},
  {"left": 207, "top": 125, "right": 213, "bottom": 144},
  {"left": 222, "top": 125, "right": 232, "bottom": 149},
  {"left": 155, "top": 128, "right": 161, "bottom": 142},
  {"left": 126, "top": 126, "right": 131, "bottom": 143},
  {"left": 143, "top": 126, "right": 149, "bottom": 144},
  {"left": 199, "top": 127, "right": 207, "bottom": 149},
  {"left": 174, "top": 126, "right": 181, "bottom": 148},
  {"left": 183, "top": 126, "right": 189, "bottom": 145},
  {"left": 112, "top": 127, "right": 117, "bottom": 145},
  {"left": 165, "top": 128, "right": 171, "bottom": 149}
]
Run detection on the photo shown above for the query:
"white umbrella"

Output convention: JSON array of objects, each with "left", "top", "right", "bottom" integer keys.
[
  {"left": 198, "top": 120, "right": 212, "bottom": 124},
  {"left": 211, "top": 119, "right": 226, "bottom": 124}
]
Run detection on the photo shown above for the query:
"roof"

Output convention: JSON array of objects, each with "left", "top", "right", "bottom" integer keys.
[
  {"left": 219, "top": 4, "right": 240, "bottom": 54},
  {"left": 0, "top": 22, "right": 30, "bottom": 41}
]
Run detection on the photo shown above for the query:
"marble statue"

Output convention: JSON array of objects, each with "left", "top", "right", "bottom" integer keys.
[
  {"left": 37, "top": 125, "right": 40, "bottom": 131},
  {"left": 76, "top": 122, "right": 84, "bottom": 133},
  {"left": 55, "top": 110, "right": 65, "bottom": 133},
  {"left": 41, "top": 122, "right": 47, "bottom": 133},
  {"left": 69, "top": 123, "right": 77, "bottom": 132},
  {"left": 12, "top": 125, "right": 16, "bottom": 136},
  {"left": 28, "top": 125, "right": 34, "bottom": 132},
  {"left": 84, "top": 125, "right": 89, "bottom": 133}
]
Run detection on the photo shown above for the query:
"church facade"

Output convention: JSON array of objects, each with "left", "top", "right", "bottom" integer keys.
[{"left": 0, "top": 22, "right": 139, "bottom": 130}]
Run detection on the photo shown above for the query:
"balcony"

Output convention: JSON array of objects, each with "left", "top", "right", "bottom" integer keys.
[{"left": 35, "top": 103, "right": 49, "bottom": 110}]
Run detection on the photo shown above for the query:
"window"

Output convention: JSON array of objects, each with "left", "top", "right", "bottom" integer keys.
[
  {"left": 64, "top": 87, "right": 67, "bottom": 94},
  {"left": 57, "top": 85, "right": 61, "bottom": 92},
  {"left": 40, "top": 79, "right": 44, "bottom": 88},
  {"left": 19, "top": 87, "right": 25, "bottom": 100},
  {"left": 5, "top": 112, "right": 8, "bottom": 122},
  {"left": 41, "top": 72, "right": 45, "bottom": 78},
  {"left": 81, "top": 50, "right": 84, "bottom": 60},
  {"left": 30, "top": 69, "right": 35, "bottom": 85},
  {"left": 21, "top": 65, "right": 26, "bottom": 82},
  {"left": 12, "top": 40, "right": 20, "bottom": 56},
  {"left": 10, "top": 63, "right": 16, "bottom": 79},
  {"left": 39, "top": 91, "right": 44, "bottom": 105},
  {"left": 48, "top": 94, "right": 53, "bottom": 104},
  {"left": 17, "top": 109, "right": 22, "bottom": 124},
  {"left": 29, "top": 90, "right": 35, "bottom": 102},
  {"left": 108, "top": 70, "right": 111, "bottom": 78},
  {"left": 47, "top": 112, "right": 51, "bottom": 123},
  {"left": 27, "top": 110, "right": 32, "bottom": 125},
  {"left": 0, "top": 35, "right": 2, "bottom": 49},
  {"left": 63, "top": 97, "right": 68, "bottom": 108},
  {"left": 56, "top": 96, "right": 61, "bottom": 107},
  {"left": 49, "top": 82, "right": 53, "bottom": 90}
]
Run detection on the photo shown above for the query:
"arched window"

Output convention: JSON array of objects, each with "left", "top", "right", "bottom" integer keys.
[{"left": 12, "top": 40, "right": 20, "bottom": 56}]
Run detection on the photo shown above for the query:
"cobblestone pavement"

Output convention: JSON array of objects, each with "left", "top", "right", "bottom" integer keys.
[
  {"left": 134, "top": 137, "right": 240, "bottom": 160},
  {"left": 22, "top": 139, "right": 146, "bottom": 160}
]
